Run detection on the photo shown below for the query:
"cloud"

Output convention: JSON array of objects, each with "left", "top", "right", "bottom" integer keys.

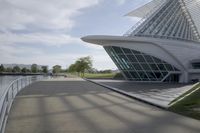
[
  {"left": 115, "top": 0, "right": 126, "bottom": 5},
  {"left": 0, "top": 0, "right": 99, "bottom": 31},
  {"left": 0, "top": 0, "right": 122, "bottom": 70},
  {"left": 0, "top": 32, "right": 81, "bottom": 46}
]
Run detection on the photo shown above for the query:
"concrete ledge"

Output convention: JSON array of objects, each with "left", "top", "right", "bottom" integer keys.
[{"left": 84, "top": 78, "right": 167, "bottom": 109}]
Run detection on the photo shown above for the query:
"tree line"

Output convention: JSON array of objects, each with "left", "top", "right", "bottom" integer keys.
[
  {"left": 51, "top": 56, "right": 93, "bottom": 77},
  {"left": 0, "top": 64, "right": 48, "bottom": 74},
  {"left": 1, "top": 56, "right": 114, "bottom": 76}
]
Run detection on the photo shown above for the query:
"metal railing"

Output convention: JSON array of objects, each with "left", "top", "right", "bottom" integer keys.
[{"left": 0, "top": 76, "right": 46, "bottom": 133}]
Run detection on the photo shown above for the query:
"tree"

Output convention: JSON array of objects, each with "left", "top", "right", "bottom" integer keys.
[
  {"left": 42, "top": 66, "right": 48, "bottom": 73},
  {"left": 6, "top": 67, "right": 12, "bottom": 73},
  {"left": 53, "top": 65, "right": 61, "bottom": 74},
  {"left": 21, "top": 67, "right": 27, "bottom": 73},
  {"left": 31, "top": 64, "right": 38, "bottom": 73},
  {"left": 12, "top": 66, "right": 21, "bottom": 73},
  {"left": 0, "top": 64, "right": 5, "bottom": 73},
  {"left": 26, "top": 69, "right": 31, "bottom": 73},
  {"left": 68, "top": 64, "right": 77, "bottom": 73},
  {"left": 74, "top": 56, "right": 92, "bottom": 77}
]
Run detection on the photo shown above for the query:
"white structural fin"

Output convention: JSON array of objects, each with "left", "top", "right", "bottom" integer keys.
[
  {"left": 184, "top": 0, "right": 200, "bottom": 37},
  {"left": 125, "top": 0, "right": 200, "bottom": 42},
  {"left": 126, "top": 0, "right": 167, "bottom": 18}
]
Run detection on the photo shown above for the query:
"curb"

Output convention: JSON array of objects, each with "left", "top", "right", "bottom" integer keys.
[{"left": 84, "top": 78, "right": 167, "bottom": 110}]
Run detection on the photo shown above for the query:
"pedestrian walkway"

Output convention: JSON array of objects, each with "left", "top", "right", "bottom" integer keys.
[{"left": 5, "top": 79, "right": 200, "bottom": 133}]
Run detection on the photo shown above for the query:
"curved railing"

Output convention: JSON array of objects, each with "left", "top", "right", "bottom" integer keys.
[{"left": 0, "top": 76, "right": 47, "bottom": 133}]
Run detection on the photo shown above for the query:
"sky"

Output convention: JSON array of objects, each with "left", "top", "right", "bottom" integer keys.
[{"left": 0, "top": 0, "right": 151, "bottom": 70}]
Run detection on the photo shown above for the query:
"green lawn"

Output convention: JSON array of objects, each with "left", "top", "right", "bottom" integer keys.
[
  {"left": 169, "top": 83, "right": 200, "bottom": 120},
  {"left": 84, "top": 73, "right": 117, "bottom": 79}
]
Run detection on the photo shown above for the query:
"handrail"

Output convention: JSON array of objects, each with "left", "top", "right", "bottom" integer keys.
[{"left": 0, "top": 76, "right": 47, "bottom": 133}]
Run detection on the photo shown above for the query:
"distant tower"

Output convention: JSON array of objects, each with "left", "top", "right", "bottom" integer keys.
[{"left": 82, "top": 0, "right": 200, "bottom": 83}]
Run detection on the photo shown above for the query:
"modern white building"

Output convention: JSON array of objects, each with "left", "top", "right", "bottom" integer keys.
[{"left": 82, "top": 0, "right": 200, "bottom": 83}]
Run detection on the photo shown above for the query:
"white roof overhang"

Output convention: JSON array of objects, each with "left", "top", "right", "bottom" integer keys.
[{"left": 81, "top": 35, "right": 200, "bottom": 71}]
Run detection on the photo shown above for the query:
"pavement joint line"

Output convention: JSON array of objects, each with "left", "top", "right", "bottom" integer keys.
[
  {"left": 84, "top": 78, "right": 167, "bottom": 110},
  {"left": 169, "top": 82, "right": 200, "bottom": 106}
]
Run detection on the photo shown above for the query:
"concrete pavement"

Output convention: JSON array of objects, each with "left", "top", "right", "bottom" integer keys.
[{"left": 5, "top": 79, "right": 200, "bottom": 133}]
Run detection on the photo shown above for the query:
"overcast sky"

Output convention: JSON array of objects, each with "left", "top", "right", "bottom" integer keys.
[{"left": 0, "top": 0, "right": 150, "bottom": 70}]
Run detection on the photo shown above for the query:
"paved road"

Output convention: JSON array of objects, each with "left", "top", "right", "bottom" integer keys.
[
  {"left": 5, "top": 79, "right": 200, "bottom": 133},
  {"left": 92, "top": 79, "right": 193, "bottom": 107}
]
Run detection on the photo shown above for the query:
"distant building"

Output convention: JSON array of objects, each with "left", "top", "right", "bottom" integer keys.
[
  {"left": 82, "top": 0, "right": 200, "bottom": 83},
  {"left": 2, "top": 64, "right": 48, "bottom": 70}
]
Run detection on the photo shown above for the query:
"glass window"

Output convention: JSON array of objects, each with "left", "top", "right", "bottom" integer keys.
[
  {"left": 135, "top": 55, "right": 146, "bottom": 62},
  {"left": 112, "top": 46, "right": 123, "bottom": 54},
  {"left": 133, "top": 63, "right": 143, "bottom": 70},
  {"left": 127, "top": 55, "right": 137, "bottom": 62},
  {"left": 124, "top": 72, "right": 132, "bottom": 79},
  {"left": 138, "top": 72, "right": 148, "bottom": 79},
  {"left": 127, "top": 63, "right": 135, "bottom": 70},
  {"left": 119, "top": 55, "right": 129, "bottom": 62},
  {"left": 150, "top": 64, "right": 159, "bottom": 70},
  {"left": 122, "top": 48, "right": 132, "bottom": 54},
  {"left": 192, "top": 62, "right": 200, "bottom": 69},
  {"left": 146, "top": 72, "right": 157, "bottom": 79},
  {"left": 164, "top": 74, "right": 180, "bottom": 83},
  {"left": 157, "top": 64, "right": 166, "bottom": 71},
  {"left": 143, "top": 55, "right": 154, "bottom": 63},
  {"left": 165, "top": 64, "right": 174, "bottom": 71},
  {"left": 162, "top": 72, "right": 168, "bottom": 77},
  {"left": 130, "top": 71, "right": 140, "bottom": 79},
  {"left": 141, "top": 63, "right": 151, "bottom": 71},
  {"left": 154, "top": 72, "right": 162, "bottom": 79},
  {"left": 104, "top": 46, "right": 180, "bottom": 82}
]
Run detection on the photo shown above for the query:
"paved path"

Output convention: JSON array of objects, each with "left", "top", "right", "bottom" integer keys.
[
  {"left": 92, "top": 79, "right": 193, "bottom": 107},
  {"left": 5, "top": 79, "right": 200, "bottom": 133}
]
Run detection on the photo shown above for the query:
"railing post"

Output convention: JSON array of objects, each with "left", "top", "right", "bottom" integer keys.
[
  {"left": 21, "top": 79, "right": 23, "bottom": 88},
  {"left": 11, "top": 83, "right": 14, "bottom": 99},
  {"left": 6, "top": 92, "right": 9, "bottom": 115},
  {"left": 17, "top": 80, "right": 19, "bottom": 92}
]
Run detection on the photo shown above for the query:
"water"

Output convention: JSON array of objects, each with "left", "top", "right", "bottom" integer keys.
[{"left": 0, "top": 76, "right": 22, "bottom": 95}]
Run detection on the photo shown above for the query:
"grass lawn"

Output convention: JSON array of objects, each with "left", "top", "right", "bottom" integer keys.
[
  {"left": 169, "top": 83, "right": 200, "bottom": 120},
  {"left": 83, "top": 73, "right": 117, "bottom": 79}
]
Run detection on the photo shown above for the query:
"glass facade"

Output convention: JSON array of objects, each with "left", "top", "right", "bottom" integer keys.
[
  {"left": 192, "top": 62, "right": 200, "bottom": 69},
  {"left": 104, "top": 46, "right": 180, "bottom": 82}
]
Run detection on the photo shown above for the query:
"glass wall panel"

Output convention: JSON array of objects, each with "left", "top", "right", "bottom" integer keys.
[
  {"left": 141, "top": 63, "right": 151, "bottom": 71},
  {"left": 127, "top": 55, "right": 137, "bottom": 62},
  {"left": 122, "top": 48, "right": 132, "bottom": 54},
  {"left": 133, "top": 63, "right": 143, "bottom": 70},
  {"left": 192, "top": 62, "right": 200, "bottom": 69},
  {"left": 113, "top": 47, "right": 123, "bottom": 54},
  {"left": 104, "top": 46, "right": 180, "bottom": 82},
  {"left": 144, "top": 55, "right": 154, "bottom": 63},
  {"left": 135, "top": 55, "right": 146, "bottom": 62}
]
